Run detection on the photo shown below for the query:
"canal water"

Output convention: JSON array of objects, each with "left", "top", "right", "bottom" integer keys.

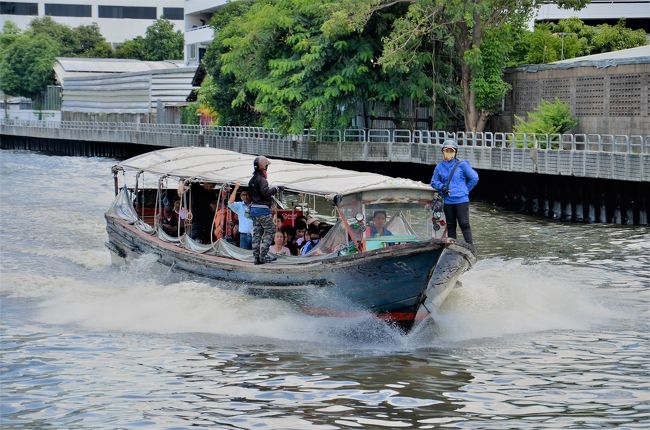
[{"left": 1, "top": 150, "right": 648, "bottom": 429}]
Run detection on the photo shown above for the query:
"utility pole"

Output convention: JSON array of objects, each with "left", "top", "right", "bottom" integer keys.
[{"left": 556, "top": 32, "right": 570, "bottom": 60}]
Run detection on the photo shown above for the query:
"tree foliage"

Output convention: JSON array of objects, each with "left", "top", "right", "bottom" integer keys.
[
  {"left": 323, "top": 0, "right": 590, "bottom": 132},
  {"left": 114, "top": 37, "right": 147, "bottom": 60},
  {"left": 203, "top": 0, "right": 432, "bottom": 131},
  {"left": 0, "top": 21, "right": 21, "bottom": 55},
  {"left": 115, "top": 18, "right": 183, "bottom": 61},
  {"left": 0, "top": 33, "right": 58, "bottom": 99},
  {"left": 0, "top": 18, "right": 114, "bottom": 99},
  {"left": 28, "top": 17, "right": 112, "bottom": 58},
  {"left": 143, "top": 17, "right": 183, "bottom": 61},
  {"left": 515, "top": 18, "right": 647, "bottom": 64}
]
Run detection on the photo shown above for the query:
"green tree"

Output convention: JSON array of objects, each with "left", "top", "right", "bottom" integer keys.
[
  {"left": 590, "top": 19, "right": 647, "bottom": 54},
  {"left": 75, "top": 23, "right": 112, "bottom": 57},
  {"left": 114, "top": 36, "right": 147, "bottom": 60},
  {"left": 143, "top": 17, "right": 183, "bottom": 60},
  {"left": 29, "top": 17, "right": 76, "bottom": 56},
  {"left": 201, "top": 0, "right": 261, "bottom": 126},
  {"left": 204, "top": 0, "right": 431, "bottom": 131},
  {"left": 28, "top": 16, "right": 112, "bottom": 57},
  {"left": 0, "top": 21, "right": 21, "bottom": 54},
  {"left": 325, "top": 0, "right": 589, "bottom": 132},
  {"left": 0, "top": 33, "right": 59, "bottom": 99},
  {"left": 514, "top": 18, "right": 646, "bottom": 65}
]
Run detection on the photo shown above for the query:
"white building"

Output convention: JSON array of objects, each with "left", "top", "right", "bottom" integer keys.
[
  {"left": 183, "top": 0, "right": 228, "bottom": 65},
  {"left": 0, "top": 0, "right": 184, "bottom": 44},
  {"left": 534, "top": 0, "right": 650, "bottom": 30}
]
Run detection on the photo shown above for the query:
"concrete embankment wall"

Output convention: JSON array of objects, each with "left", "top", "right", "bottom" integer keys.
[
  {"left": 0, "top": 134, "right": 159, "bottom": 159},
  {"left": 1, "top": 134, "right": 648, "bottom": 225}
]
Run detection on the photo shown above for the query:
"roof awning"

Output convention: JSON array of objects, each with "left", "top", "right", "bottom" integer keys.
[{"left": 117, "top": 147, "right": 432, "bottom": 197}]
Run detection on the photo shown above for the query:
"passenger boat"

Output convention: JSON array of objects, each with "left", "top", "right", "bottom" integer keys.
[{"left": 105, "top": 147, "right": 476, "bottom": 332}]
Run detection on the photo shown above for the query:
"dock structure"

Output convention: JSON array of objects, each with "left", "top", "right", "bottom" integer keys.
[
  {"left": 1, "top": 120, "right": 649, "bottom": 224},
  {"left": 1, "top": 120, "right": 648, "bottom": 182}
]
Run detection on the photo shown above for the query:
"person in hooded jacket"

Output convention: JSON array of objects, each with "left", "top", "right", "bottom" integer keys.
[
  {"left": 248, "top": 155, "right": 283, "bottom": 264},
  {"left": 430, "top": 140, "right": 479, "bottom": 244}
]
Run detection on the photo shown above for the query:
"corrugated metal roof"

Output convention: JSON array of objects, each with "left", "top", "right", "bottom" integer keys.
[
  {"left": 509, "top": 45, "right": 650, "bottom": 73},
  {"left": 56, "top": 57, "right": 183, "bottom": 73},
  {"left": 54, "top": 58, "right": 187, "bottom": 85},
  {"left": 552, "top": 45, "right": 650, "bottom": 64}
]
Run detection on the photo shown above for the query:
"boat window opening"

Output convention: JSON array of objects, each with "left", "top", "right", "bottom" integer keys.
[
  {"left": 131, "top": 188, "right": 159, "bottom": 227},
  {"left": 365, "top": 202, "right": 433, "bottom": 245}
]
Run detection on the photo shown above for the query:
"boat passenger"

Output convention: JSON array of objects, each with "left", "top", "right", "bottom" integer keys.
[
  {"left": 295, "top": 215, "right": 308, "bottom": 228},
  {"left": 162, "top": 199, "right": 181, "bottom": 236},
  {"left": 281, "top": 225, "right": 299, "bottom": 255},
  {"left": 189, "top": 182, "right": 216, "bottom": 243},
  {"left": 275, "top": 213, "right": 285, "bottom": 231},
  {"left": 227, "top": 181, "right": 253, "bottom": 249},
  {"left": 430, "top": 139, "right": 479, "bottom": 244},
  {"left": 368, "top": 210, "right": 393, "bottom": 237},
  {"left": 300, "top": 225, "right": 321, "bottom": 255},
  {"left": 294, "top": 220, "right": 307, "bottom": 248},
  {"left": 248, "top": 156, "right": 283, "bottom": 265},
  {"left": 211, "top": 188, "right": 234, "bottom": 242},
  {"left": 269, "top": 231, "right": 291, "bottom": 256}
]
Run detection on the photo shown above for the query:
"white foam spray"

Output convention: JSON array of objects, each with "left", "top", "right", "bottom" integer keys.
[
  {"left": 424, "top": 258, "right": 623, "bottom": 343},
  {"left": 4, "top": 253, "right": 626, "bottom": 348}
]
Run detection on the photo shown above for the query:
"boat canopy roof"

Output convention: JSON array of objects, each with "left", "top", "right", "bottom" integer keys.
[{"left": 116, "top": 147, "right": 433, "bottom": 198}]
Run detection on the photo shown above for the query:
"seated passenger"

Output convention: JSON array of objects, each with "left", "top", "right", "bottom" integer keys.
[
  {"left": 162, "top": 199, "right": 181, "bottom": 235},
  {"left": 269, "top": 231, "right": 291, "bottom": 256},
  {"left": 300, "top": 225, "right": 321, "bottom": 256},
  {"left": 296, "top": 215, "right": 308, "bottom": 227},
  {"left": 275, "top": 214, "right": 284, "bottom": 231},
  {"left": 282, "top": 225, "right": 299, "bottom": 256},
  {"left": 368, "top": 210, "right": 392, "bottom": 237},
  {"left": 294, "top": 220, "right": 307, "bottom": 248}
]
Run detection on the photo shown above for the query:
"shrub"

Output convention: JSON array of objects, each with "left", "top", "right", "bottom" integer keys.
[{"left": 513, "top": 98, "right": 578, "bottom": 148}]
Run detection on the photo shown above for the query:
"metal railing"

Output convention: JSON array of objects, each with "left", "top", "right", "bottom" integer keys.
[{"left": 1, "top": 119, "right": 649, "bottom": 154}]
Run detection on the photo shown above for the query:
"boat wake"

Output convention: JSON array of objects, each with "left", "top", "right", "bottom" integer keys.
[
  {"left": 2, "top": 254, "right": 624, "bottom": 349},
  {"left": 420, "top": 257, "right": 623, "bottom": 344}
]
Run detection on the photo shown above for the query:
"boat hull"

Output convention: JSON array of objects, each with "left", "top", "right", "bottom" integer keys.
[{"left": 105, "top": 216, "right": 472, "bottom": 331}]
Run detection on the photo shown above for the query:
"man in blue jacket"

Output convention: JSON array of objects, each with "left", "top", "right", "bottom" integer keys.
[{"left": 430, "top": 140, "right": 479, "bottom": 244}]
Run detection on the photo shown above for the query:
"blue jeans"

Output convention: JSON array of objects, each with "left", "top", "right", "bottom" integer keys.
[{"left": 239, "top": 232, "right": 252, "bottom": 250}]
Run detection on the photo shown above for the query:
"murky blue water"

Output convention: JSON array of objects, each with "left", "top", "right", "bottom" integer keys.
[{"left": 1, "top": 150, "right": 649, "bottom": 429}]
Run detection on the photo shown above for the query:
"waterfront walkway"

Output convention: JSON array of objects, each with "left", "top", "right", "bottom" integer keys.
[{"left": 1, "top": 120, "right": 648, "bottom": 182}]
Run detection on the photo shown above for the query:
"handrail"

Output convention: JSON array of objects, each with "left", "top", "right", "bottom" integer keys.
[{"left": 1, "top": 119, "right": 648, "bottom": 154}]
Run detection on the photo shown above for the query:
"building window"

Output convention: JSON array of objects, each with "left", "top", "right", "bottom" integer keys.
[
  {"left": 188, "top": 44, "right": 197, "bottom": 60},
  {"left": 162, "top": 7, "right": 183, "bottom": 21},
  {"left": 98, "top": 5, "right": 156, "bottom": 19},
  {"left": 45, "top": 3, "right": 91, "bottom": 17},
  {"left": 0, "top": 2, "right": 38, "bottom": 15}
]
